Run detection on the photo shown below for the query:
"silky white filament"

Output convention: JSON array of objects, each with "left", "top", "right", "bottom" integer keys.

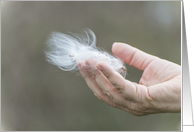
[{"left": 45, "top": 29, "right": 127, "bottom": 78}]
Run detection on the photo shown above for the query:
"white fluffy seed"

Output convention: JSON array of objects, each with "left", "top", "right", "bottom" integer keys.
[{"left": 45, "top": 29, "right": 127, "bottom": 78}]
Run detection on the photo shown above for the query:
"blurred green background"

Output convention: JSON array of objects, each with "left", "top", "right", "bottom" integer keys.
[{"left": 1, "top": 1, "right": 181, "bottom": 131}]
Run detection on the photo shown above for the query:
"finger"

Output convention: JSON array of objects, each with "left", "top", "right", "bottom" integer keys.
[
  {"left": 112, "top": 42, "right": 159, "bottom": 71},
  {"left": 78, "top": 61, "right": 127, "bottom": 109},
  {"left": 78, "top": 61, "right": 149, "bottom": 115},
  {"left": 96, "top": 61, "right": 147, "bottom": 102},
  {"left": 78, "top": 60, "right": 106, "bottom": 99},
  {"left": 85, "top": 58, "right": 130, "bottom": 107}
]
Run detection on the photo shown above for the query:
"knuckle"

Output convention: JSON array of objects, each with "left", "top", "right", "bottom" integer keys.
[
  {"left": 135, "top": 103, "right": 150, "bottom": 112},
  {"left": 120, "top": 106, "right": 147, "bottom": 116},
  {"left": 104, "top": 91, "right": 113, "bottom": 100},
  {"left": 105, "top": 70, "right": 116, "bottom": 80},
  {"left": 121, "top": 102, "right": 150, "bottom": 116},
  {"left": 126, "top": 101, "right": 136, "bottom": 111},
  {"left": 119, "top": 80, "right": 127, "bottom": 92},
  {"left": 139, "top": 105, "right": 149, "bottom": 111},
  {"left": 114, "top": 86, "right": 124, "bottom": 93},
  {"left": 106, "top": 72, "right": 116, "bottom": 81},
  {"left": 127, "top": 102, "right": 148, "bottom": 113},
  {"left": 112, "top": 79, "right": 126, "bottom": 93}
]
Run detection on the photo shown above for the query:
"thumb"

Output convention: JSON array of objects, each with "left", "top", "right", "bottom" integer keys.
[{"left": 112, "top": 42, "right": 159, "bottom": 71}]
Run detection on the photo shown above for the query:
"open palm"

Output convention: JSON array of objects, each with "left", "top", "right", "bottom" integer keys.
[{"left": 78, "top": 42, "right": 181, "bottom": 116}]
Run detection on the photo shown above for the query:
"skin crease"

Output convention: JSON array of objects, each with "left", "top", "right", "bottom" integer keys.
[{"left": 78, "top": 42, "right": 181, "bottom": 116}]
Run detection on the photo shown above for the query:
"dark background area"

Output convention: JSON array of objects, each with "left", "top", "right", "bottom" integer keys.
[{"left": 1, "top": 1, "right": 181, "bottom": 131}]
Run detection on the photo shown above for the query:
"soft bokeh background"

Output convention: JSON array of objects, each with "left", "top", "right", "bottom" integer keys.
[{"left": 1, "top": 1, "right": 181, "bottom": 131}]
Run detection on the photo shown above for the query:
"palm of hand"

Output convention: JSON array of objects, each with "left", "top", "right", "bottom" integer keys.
[
  {"left": 139, "top": 59, "right": 181, "bottom": 113},
  {"left": 140, "top": 59, "right": 181, "bottom": 86},
  {"left": 138, "top": 59, "right": 181, "bottom": 113}
]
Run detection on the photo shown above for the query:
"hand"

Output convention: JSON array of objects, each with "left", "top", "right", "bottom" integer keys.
[{"left": 78, "top": 42, "right": 181, "bottom": 116}]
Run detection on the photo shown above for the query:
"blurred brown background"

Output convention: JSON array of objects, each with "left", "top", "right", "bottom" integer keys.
[{"left": 1, "top": 1, "right": 181, "bottom": 131}]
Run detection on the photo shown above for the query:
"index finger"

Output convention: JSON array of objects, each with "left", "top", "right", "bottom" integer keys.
[{"left": 112, "top": 42, "right": 159, "bottom": 71}]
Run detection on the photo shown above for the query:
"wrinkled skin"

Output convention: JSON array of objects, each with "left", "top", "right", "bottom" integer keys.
[{"left": 78, "top": 42, "right": 181, "bottom": 116}]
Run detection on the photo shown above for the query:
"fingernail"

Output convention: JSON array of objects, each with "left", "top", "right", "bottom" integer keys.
[{"left": 96, "top": 65, "right": 103, "bottom": 71}]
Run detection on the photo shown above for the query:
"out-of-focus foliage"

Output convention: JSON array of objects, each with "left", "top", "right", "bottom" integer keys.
[{"left": 1, "top": 1, "right": 181, "bottom": 131}]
